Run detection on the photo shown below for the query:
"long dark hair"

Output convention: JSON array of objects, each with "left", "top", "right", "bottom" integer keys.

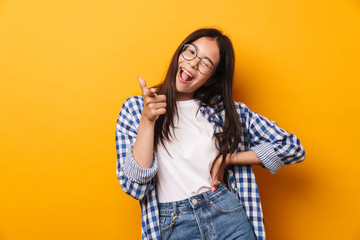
[{"left": 154, "top": 28, "right": 241, "bottom": 177}]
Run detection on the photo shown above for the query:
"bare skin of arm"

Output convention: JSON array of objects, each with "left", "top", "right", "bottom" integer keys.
[
  {"left": 210, "top": 151, "right": 262, "bottom": 191},
  {"left": 132, "top": 77, "right": 166, "bottom": 168}
]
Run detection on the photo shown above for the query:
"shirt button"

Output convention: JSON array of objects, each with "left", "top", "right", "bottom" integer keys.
[
  {"left": 192, "top": 199, "right": 197, "bottom": 204},
  {"left": 228, "top": 170, "right": 234, "bottom": 177}
]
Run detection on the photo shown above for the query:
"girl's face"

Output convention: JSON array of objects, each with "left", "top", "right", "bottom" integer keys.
[{"left": 176, "top": 37, "right": 220, "bottom": 101}]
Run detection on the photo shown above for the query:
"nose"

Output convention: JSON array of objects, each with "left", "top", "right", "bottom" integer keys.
[{"left": 188, "top": 57, "right": 201, "bottom": 70}]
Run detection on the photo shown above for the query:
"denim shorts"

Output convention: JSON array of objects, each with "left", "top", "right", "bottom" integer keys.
[{"left": 158, "top": 184, "right": 257, "bottom": 240}]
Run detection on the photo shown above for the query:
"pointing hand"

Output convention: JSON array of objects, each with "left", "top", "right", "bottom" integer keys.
[{"left": 137, "top": 77, "right": 167, "bottom": 122}]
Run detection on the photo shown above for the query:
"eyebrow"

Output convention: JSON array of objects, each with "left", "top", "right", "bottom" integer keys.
[{"left": 192, "top": 43, "right": 215, "bottom": 67}]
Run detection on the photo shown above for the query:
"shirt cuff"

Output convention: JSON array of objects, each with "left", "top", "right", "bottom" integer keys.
[
  {"left": 123, "top": 144, "right": 158, "bottom": 184},
  {"left": 251, "top": 143, "right": 284, "bottom": 174}
]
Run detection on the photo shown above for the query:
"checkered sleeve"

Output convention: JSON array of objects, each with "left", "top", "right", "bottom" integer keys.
[
  {"left": 116, "top": 96, "right": 158, "bottom": 200},
  {"left": 240, "top": 103, "right": 305, "bottom": 174}
]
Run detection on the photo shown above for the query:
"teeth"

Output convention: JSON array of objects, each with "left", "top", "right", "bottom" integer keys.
[{"left": 182, "top": 68, "right": 193, "bottom": 78}]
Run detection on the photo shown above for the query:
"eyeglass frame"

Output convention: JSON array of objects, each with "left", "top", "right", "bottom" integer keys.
[{"left": 181, "top": 43, "right": 216, "bottom": 75}]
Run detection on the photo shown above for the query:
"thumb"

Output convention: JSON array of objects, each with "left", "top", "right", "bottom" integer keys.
[
  {"left": 137, "top": 77, "right": 148, "bottom": 95},
  {"left": 210, "top": 171, "right": 219, "bottom": 193}
]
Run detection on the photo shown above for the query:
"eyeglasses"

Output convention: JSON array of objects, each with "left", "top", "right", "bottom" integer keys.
[{"left": 181, "top": 44, "right": 215, "bottom": 75}]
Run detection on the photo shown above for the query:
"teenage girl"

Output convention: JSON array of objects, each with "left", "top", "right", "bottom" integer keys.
[{"left": 116, "top": 28, "right": 305, "bottom": 240}]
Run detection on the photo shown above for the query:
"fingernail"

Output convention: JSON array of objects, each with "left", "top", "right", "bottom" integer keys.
[{"left": 211, "top": 187, "right": 216, "bottom": 193}]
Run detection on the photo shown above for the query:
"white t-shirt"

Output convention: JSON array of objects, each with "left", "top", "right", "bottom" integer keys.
[{"left": 156, "top": 99, "right": 219, "bottom": 203}]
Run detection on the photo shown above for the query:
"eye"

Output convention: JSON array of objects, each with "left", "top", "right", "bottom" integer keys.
[
  {"left": 201, "top": 59, "right": 212, "bottom": 69},
  {"left": 184, "top": 44, "right": 196, "bottom": 55},
  {"left": 188, "top": 49, "right": 195, "bottom": 55}
]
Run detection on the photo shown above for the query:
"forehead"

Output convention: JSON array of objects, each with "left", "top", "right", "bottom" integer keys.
[{"left": 191, "top": 37, "right": 220, "bottom": 66}]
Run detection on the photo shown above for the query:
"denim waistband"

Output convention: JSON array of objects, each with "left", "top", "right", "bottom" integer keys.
[{"left": 158, "top": 184, "right": 229, "bottom": 213}]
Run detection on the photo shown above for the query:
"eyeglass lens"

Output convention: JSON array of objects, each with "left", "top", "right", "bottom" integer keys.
[{"left": 182, "top": 44, "right": 214, "bottom": 74}]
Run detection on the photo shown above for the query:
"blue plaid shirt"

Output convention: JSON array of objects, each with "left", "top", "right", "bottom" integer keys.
[{"left": 116, "top": 95, "right": 305, "bottom": 240}]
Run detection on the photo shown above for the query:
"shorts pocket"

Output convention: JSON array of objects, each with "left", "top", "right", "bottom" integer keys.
[{"left": 210, "top": 191, "right": 243, "bottom": 214}]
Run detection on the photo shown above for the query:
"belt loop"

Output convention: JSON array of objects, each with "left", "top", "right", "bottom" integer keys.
[
  {"left": 170, "top": 202, "right": 178, "bottom": 225},
  {"left": 202, "top": 192, "right": 211, "bottom": 206},
  {"left": 172, "top": 202, "right": 177, "bottom": 215}
]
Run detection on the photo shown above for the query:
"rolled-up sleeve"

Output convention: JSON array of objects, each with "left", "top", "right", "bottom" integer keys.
[
  {"left": 251, "top": 142, "right": 284, "bottom": 174},
  {"left": 240, "top": 103, "right": 305, "bottom": 174},
  {"left": 123, "top": 143, "right": 158, "bottom": 184},
  {"left": 116, "top": 96, "right": 158, "bottom": 200}
]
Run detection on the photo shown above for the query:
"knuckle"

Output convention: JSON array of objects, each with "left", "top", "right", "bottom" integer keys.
[
  {"left": 145, "top": 98, "right": 151, "bottom": 105},
  {"left": 157, "top": 95, "right": 165, "bottom": 101}
]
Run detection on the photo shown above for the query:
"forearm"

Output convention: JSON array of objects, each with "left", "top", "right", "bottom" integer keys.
[
  {"left": 132, "top": 117, "right": 156, "bottom": 169},
  {"left": 228, "top": 151, "right": 263, "bottom": 166}
]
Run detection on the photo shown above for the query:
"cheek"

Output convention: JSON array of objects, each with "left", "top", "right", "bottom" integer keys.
[{"left": 178, "top": 56, "right": 185, "bottom": 65}]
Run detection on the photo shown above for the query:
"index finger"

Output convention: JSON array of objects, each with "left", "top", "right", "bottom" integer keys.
[{"left": 137, "top": 77, "right": 148, "bottom": 95}]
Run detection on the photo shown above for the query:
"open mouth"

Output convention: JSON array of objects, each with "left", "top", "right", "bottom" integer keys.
[{"left": 179, "top": 68, "right": 194, "bottom": 82}]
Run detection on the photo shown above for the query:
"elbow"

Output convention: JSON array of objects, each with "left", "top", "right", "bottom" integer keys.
[
  {"left": 118, "top": 174, "right": 150, "bottom": 201},
  {"left": 117, "top": 171, "right": 141, "bottom": 200},
  {"left": 299, "top": 147, "right": 306, "bottom": 162},
  {"left": 291, "top": 137, "right": 306, "bottom": 163},
  {"left": 292, "top": 144, "right": 306, "bottom": 164},
  {"left": 120, "top": 183, "right": 144, "bottom": 201},
  {"left": 297, "top": 140, "right": 306, "bottom": 162}
]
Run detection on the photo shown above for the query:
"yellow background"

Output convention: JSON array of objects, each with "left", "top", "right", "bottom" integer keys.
[{"left": 1, "top": 0, "right": 359, "bottom": 239}]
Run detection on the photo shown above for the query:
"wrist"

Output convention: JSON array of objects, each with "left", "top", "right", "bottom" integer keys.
[
  {"left": 224, "top": 154, "right": 232, "bottom": 167},
  {"left": 140, "top": 115, "right": 156, "bottom": 127},
  {"left": 227, "top": 153, "right": 235, "bottom": 165}
]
